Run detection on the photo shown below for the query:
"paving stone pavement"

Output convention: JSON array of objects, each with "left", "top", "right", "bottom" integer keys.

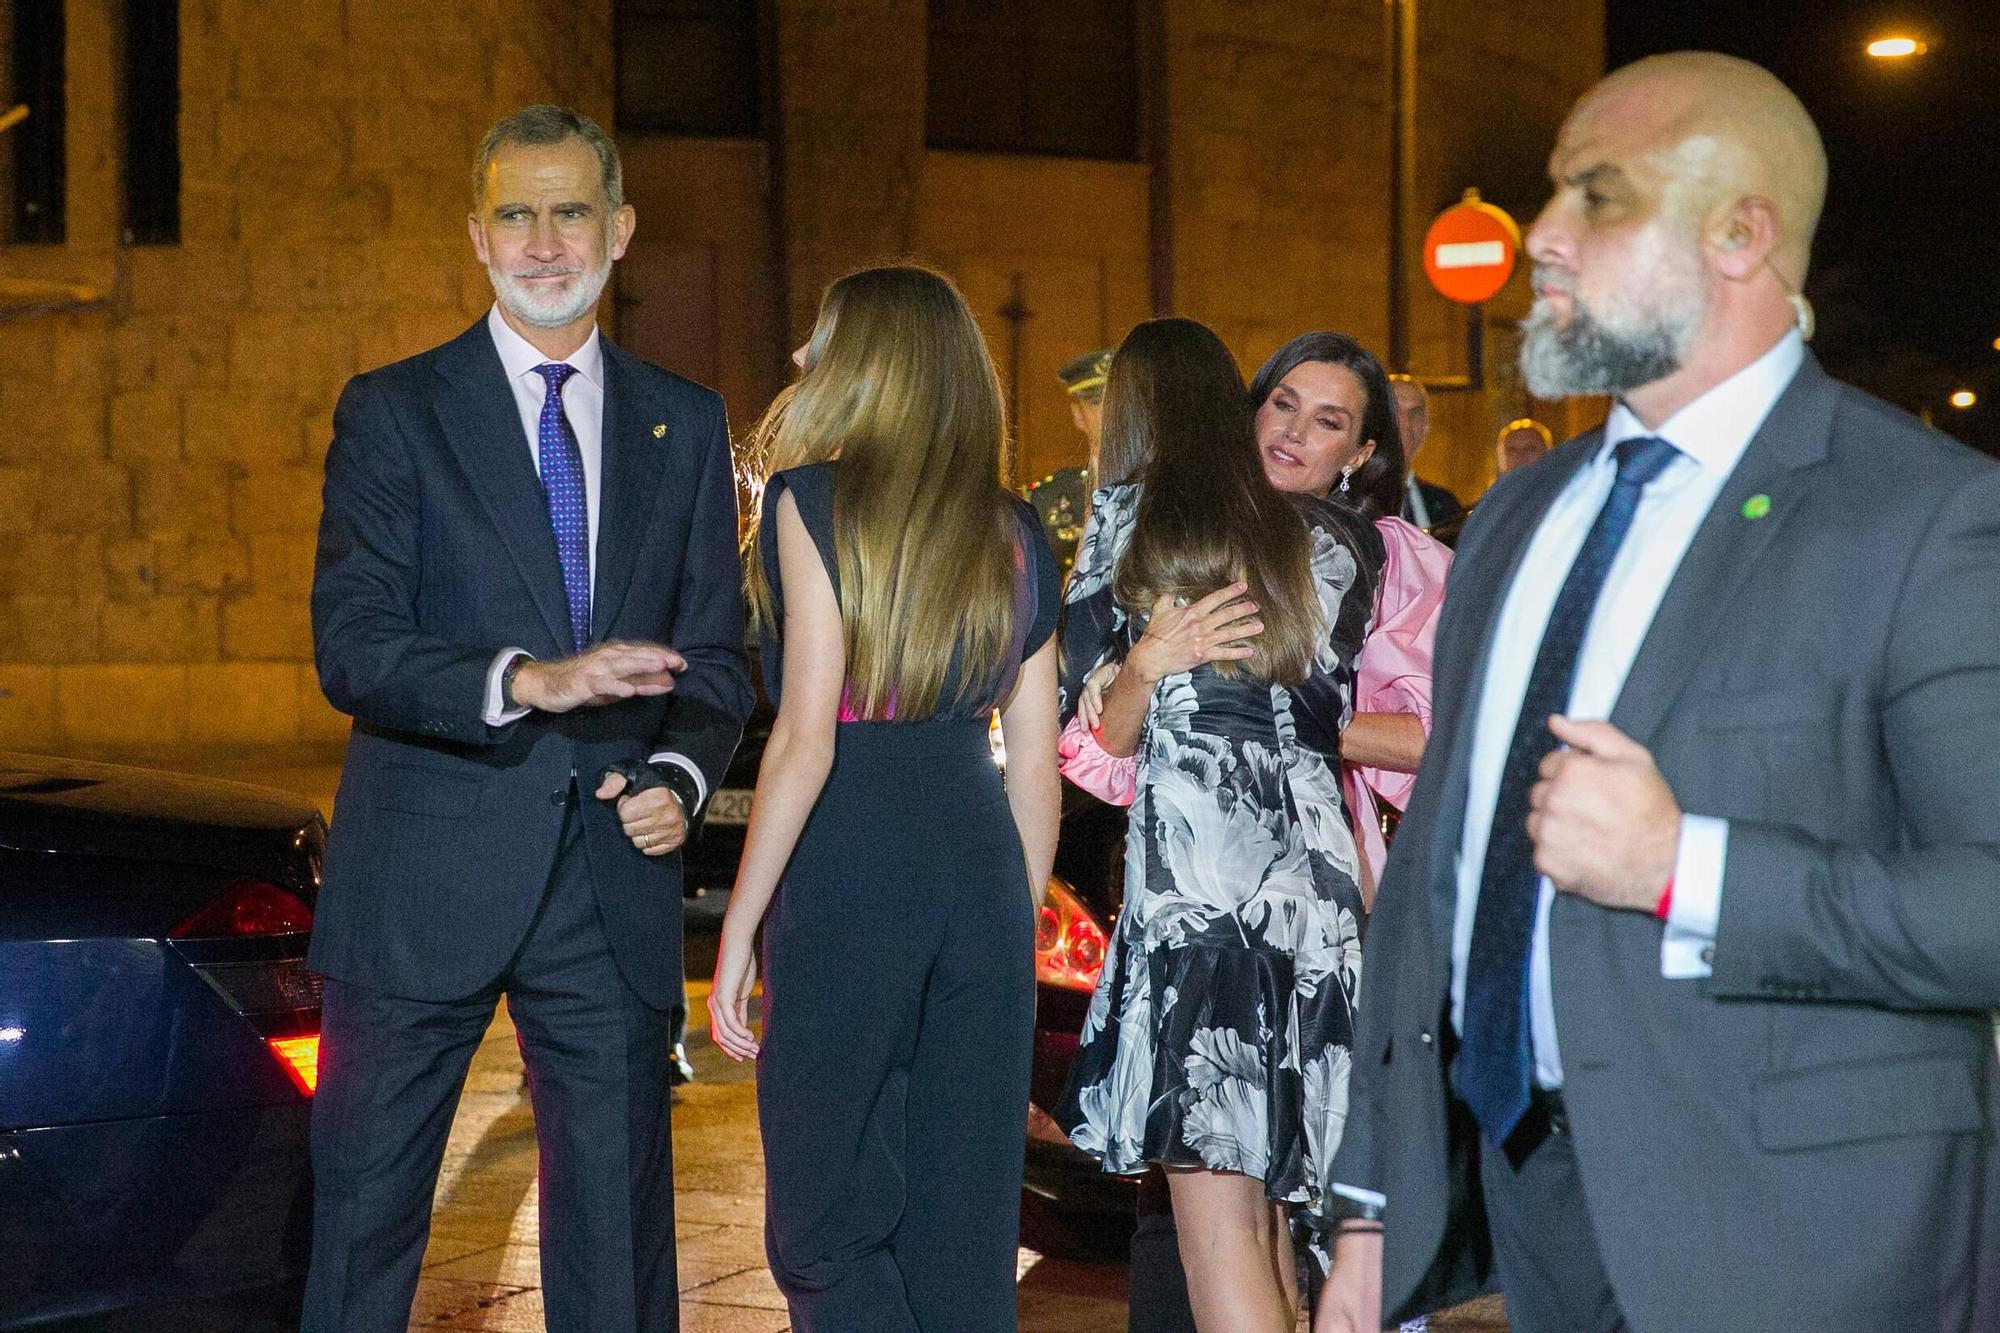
[
  {"left": 401, "top": 985, "right": 1141, "bottom": 1332},
  {"left": 222, "top": 757, "right": 1504, "bottom": 1332},
  {"left": 397, "top": 991, "right": 1507, "bottom": 1332}
]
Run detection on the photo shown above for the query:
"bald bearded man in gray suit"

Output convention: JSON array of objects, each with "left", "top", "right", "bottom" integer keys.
[{"left": 1320, "top": 53, "right": 2000, "bottom": 1333}]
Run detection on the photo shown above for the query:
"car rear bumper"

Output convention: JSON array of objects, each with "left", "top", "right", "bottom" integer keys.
[{"left": 0, "top": 1103, "right": 311, "bottom": 1331}]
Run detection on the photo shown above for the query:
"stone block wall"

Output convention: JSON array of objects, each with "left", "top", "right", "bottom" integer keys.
[
  {"left": 1162, "top": 0, "right": 1394, "bottom": 375},
  {"left": 915, "top": 152, "right": 1154, "bottom": 485},
  {"left": 6, "top": 0, "right": 1601, "bottom": 760},
  {"left": 617, "top": 137, "right": 785, "bottom": 445},
  {"left": 0, "top": 0, "right": 612, "bottom": 762},
  {"left": 773, "top": 0, "right": 927, "bottom": 337}
]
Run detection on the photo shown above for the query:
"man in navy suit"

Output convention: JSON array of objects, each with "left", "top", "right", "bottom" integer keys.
[{"left": 304, "top": 106, "right": 752, "bottom": 1333}]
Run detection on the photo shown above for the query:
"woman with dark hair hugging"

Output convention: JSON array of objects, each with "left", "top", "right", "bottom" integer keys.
[
  {"left": 1055, "top": 318, "right": 1381, "bottom": 1331},
  {"left": 1247, "top": 332, "right": 1453, "bottom": 901}
]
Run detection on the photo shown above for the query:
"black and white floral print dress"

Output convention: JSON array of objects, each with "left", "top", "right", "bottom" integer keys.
[{"left": 1054, "top": 481, "right": 1381, "bottom": 1220}]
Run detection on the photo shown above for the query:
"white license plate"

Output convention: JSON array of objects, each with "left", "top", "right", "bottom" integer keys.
[{"left": 705, "top": 788, "right": 753, "bottom": 826}]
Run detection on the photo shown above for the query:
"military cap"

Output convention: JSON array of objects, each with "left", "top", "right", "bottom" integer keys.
[{"left": 1058, "top": 348, "right": 1114, "bottom": 401}]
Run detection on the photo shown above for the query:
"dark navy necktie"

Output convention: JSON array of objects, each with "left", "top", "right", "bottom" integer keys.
[
  {"left": 533, "top": 362, "right": 591, "bottom": 653},
  {"left": 1456, "top": 435, "right": 1681, "bottom": 1146}
]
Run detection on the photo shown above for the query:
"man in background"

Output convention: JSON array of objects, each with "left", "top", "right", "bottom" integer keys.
[
  {"left": 1030, "top": 348, "right": 1115, "bottom": 569},
  {"left": 1390, "top": 373, "right": 1467, "bottom": 530},
  {"left": 1496, "top": 417, "right": 1554, "bottom": 476},
  {"left": 1059, "top": 347, "right": 1112, "bottom": 456}
]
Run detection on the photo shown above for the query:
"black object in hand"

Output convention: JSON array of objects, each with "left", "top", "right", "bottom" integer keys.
[{"left": 596, "top": 759, "right": 702, "bottom": 818}]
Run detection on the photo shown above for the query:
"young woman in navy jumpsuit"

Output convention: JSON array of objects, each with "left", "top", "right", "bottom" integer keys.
[{"left": 707, "top": 265, "right": 1063, "bottom": 1333}]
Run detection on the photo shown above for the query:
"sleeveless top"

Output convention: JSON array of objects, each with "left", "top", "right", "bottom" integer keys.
[{"left": 756, "top": 462, "right": 1063, "bottom": 720}]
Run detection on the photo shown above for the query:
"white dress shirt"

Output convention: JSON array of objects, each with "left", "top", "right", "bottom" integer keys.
[
  {"left": 1449, "top": 330, "right": 1805, "bottom": 1089},
  {"left": 475, "top": 306, "right": 706, "bottom": 809},
  {"left": 1404, "top": 473, "right": 1433, "bottom": 529}
]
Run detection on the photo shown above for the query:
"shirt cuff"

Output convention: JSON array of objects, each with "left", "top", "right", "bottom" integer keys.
[
  {"left": 1661, "top": 814, "right": 1727, "bottom": 980},
  {"left": 483, "top": 649, "right": 534, "bottom": 727},
  {"left": 646, "top": 752, "right": 708, "bottom": 814}
]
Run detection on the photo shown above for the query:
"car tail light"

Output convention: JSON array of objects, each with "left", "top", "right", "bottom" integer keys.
[
  {"left": 190, "top": 952, "right": 324, "bottom": 1099},
  {"left": 170, "top": 878, "right": 314, "bottom": 938},
  {"left": 171, "top": 878, "right": 322, "bottom": 1095},
  {"left": 195, "top": 954, "right": 324, "bottom": 1013},
  {"left": 1036, "top": 879, "right": 1108, "bottom": 993},
  {"left": 267, "top": 1035, "right": 320, "bottom": 1094}
]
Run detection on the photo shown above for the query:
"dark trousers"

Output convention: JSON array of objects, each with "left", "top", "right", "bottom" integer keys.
[
  {"left": 302, "top": 795, "right": 678, "bottom": 1333},
  {"left": 1477, "top": 1098, "right": 1628, "bottom": 1333},
  {"left": 756, "top": 725, "right": 1035, "bottom": 1333}
]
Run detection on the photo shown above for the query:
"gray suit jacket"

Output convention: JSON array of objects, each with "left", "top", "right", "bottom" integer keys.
[{"left": 1334, "top": 354, "right": 2000, "bottom": 1332}]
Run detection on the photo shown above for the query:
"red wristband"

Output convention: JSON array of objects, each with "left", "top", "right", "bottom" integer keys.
[{"left": 1654, "top": 876, "right": 1675, "bottom": 922}]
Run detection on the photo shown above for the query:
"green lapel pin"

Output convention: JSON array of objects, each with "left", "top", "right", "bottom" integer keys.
[{"left": 1741, "top": 493, "right": 1772, "bottom": 520}]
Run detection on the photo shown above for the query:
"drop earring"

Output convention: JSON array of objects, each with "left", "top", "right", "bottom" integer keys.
[{"left": 1338, "top": 466, "right": 1353, "bottom": 495}]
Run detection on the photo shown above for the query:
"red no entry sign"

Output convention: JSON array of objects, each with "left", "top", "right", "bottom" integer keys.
[{"left": 1422, "top": 189, "right": 1522, "bottom": 305}]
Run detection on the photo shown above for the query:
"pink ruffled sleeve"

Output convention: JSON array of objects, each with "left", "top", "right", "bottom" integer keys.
[
  {"left": 1352, "top": 515, "right": 1452, "bottom": 812},
  {"left": 1058, "top": 713, "right": 1139, "bottom": 807}
]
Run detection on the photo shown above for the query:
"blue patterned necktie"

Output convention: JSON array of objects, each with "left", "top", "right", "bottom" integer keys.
[
  {"left": 1456, "top": 435, "right": 1682, "bottom": 1146},
  {"left": 533, "top": 362, "right": 591, "bottom": 653}
]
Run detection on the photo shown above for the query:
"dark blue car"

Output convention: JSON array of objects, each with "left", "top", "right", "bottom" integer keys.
[{"left": 0, "top": 752, "right": 325, "bottom": 1332}]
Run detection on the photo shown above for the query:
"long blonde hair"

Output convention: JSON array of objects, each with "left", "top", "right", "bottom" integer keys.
[
  {"left": 741, "top": 265, "right": 1017, "bottom": 720},
  {"left": 1106, "top": 319, "right": 1322, "bottom": 685}
]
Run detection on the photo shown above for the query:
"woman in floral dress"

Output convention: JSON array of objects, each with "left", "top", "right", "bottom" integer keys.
[{"left": 1054, "top": 318, "right": 1381, "bottom": 1331}]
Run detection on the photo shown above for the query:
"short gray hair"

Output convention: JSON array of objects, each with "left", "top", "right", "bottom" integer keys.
[
  {"left": 473, "top": 105, "right": 624, "bottom": 212},
  {"left": 1386, "top": 372, "right": 1430, "bottom": 413}
]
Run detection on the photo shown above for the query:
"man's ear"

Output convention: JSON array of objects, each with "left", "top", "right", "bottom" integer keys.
[
  {"left": 610, "top": 204, "right": 638, "bottom": 262},
  {"left": 1707, "top": 196, "right": 1779, "bottom": 281},
  {"left": 468, "top": 214, "right": 490, "bottom": 266}
]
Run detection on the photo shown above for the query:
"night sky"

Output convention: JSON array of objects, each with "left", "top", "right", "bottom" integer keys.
[{"left": 1606, "top": 0, "right": 2000, "bottom": 456}]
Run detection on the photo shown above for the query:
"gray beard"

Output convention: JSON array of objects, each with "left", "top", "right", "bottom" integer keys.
[
  {"left": 488, "top": 260, "right": 612, "bottom": 330},
  {"left": 1519, "top": 297, "right": 1691, "bottom": 399}
]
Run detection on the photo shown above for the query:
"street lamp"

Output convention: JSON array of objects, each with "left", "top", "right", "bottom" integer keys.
[
  {"left": 1866, "top": 36, "right": 1928, "bottom": 58},
  {"left": 1949, "top": 390, "right": 1977, "bottom": 409}
]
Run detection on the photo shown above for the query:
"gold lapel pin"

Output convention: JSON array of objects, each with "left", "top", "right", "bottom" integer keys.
[{"left": 652, "top": 422, "right": 667, "bottom": 439}]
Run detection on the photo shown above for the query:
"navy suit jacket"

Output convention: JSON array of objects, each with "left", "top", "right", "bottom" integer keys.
[{"left": 309, "top": 319, "right": 753, "bottom": 1008}]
